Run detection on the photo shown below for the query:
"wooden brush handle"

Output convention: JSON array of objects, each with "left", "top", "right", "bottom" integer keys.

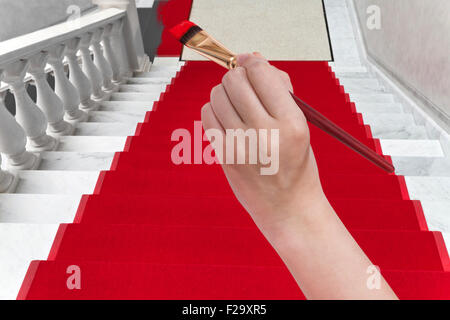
[{"left": 290, "top": 93, "right": 395, "bottom": 173}]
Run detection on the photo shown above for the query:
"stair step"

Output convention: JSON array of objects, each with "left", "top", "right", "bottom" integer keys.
[
  {"left": 97, "top": 170, "right": 409, "bottom": 200},
  {"left": 119, "top": 84, "right": 167, "bottom": 93},
  {"left": 330, "top": 65, "right": 367, "bottom": 74},
  {"left": 78, "top": 194, "right": 427, "bottom": 231},
  {"left": 134, "top": 71, "right": 178, "bottom": 78},
  {"left": 110, "top": 92, "right": 161, "bottom": 101},
  {"left": 74, "top": 123, "right": 137, "bottom": 136},
  {"left": 370, "top": 124, "right": 429, "bottom": 140},
  {"left": 125, "top": 77, "right": 171, "bottom": 85},
  {"left": 15, "top": 171, "right": 99, "bottom": 195},
  {"left": 421, "top": 201, "right": 450, "bottom": 233},
  {"left": 356, "top": 102, "right": 404, "bottom": 113},
  {"left": 56, "top": 136, "right": 127, "bottom": 152},
  {"left": 149, "top": 65, "right": 180, "bottom": 72},
  {"left": 19, "top": 261, "right": 450, "bottom": 299},
  {"left": 153, "top": 56, "right": 183, "bottom": 66},
  {"left": 349, "top": 93, "right": 395, "bottom": 103},
  {"left": 392, "top": 157, "right": 450, "bottom": 177},
  {"left": 340, "top": 79, "right": 387, "bottom": 94},
  {"left": 97, "top": 100, "right": 155, "bottom": 111},
  {"left": 51, "top": 224, "right": 448, "bottom": 271},
  {"left": 38, "top": 151, "right": 114, "bottom": 171},
  {"left": 88, "top": 110, "right": 147, "bottom": 122},
  {"left": 0, "top": 194, "right": 79, "bottom": 223},
  {"left": 335, "top": 72, "right": 375, "bottom": 79},
  {"left": 380, "top": 140, "right": 444, "bottom": 157},
  {"left": 0, "top": 224, "right": 59, "bottom": 300},
  {"left": 363, "top": 113, "right": 415, "bottom": 125},
  {"left": 405, "top": 176, "right": 450, "bottom": 201}
]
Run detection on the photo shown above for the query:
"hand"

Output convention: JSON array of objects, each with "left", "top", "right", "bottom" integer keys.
[
  {"left": 201, "top": 53, "right": 397, "bottom": 300},
  {"left": 201, "top": 53, "right": 326, "bottom": 236}
]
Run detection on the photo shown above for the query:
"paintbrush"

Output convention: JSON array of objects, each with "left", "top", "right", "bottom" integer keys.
[{"left": 169, "top": 21, "right": 395, "bottom": 173}]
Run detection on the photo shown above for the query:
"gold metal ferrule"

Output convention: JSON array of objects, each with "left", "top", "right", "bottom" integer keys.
[{"left": 185, "top": 30, "right": 237, "bottom": 70}]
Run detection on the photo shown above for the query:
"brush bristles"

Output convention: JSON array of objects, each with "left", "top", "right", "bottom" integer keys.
[{"left": 179, "top": 25, "right": 203, "bottom": 45}]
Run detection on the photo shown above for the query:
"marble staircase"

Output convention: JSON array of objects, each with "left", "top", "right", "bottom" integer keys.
[{"left": 0, "top": 0, "right": 448, "bottom": 300}]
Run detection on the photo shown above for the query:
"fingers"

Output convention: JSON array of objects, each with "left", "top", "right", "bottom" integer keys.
[
  {"left": 201, "top": 102, "right": 224, "bottom": 134},
  {"left": 221, "top": 67, "right": 272, "bottom": 125},
  {"left": 237, "top": 54, "right": 298, "bottom": 119},
  {"left": 210, "top": 84, "right": 244, "bottom": 129},
  {"left": 274, "top": 67, "right": 294, "bottom": 92},
  {"left": 201, "top": 103, "right": 226, "bottom": 164}
]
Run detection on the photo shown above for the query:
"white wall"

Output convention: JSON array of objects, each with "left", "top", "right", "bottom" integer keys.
[
  {"left": 352, "top": 0, "right": 450, "bottom": 128},
  {"left": 0, "top": 0, "right": 95, "bottom": 41}
]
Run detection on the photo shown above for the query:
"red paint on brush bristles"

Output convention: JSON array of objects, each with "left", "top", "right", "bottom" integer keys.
[{"left": 169, "top": 20, "right": 198, "bottom": 40}]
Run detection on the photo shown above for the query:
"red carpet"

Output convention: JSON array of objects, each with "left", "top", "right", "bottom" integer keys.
[
  {"left": 18, "top": 61, "right": 450, "bottom": 299},
  {"left": 156, "top": 0, "right": 193, "bottom": 56}
]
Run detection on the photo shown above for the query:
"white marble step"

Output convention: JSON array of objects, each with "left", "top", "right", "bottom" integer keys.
[
  {"left": 134, "top": 70, "right": 178, "bottom": 78},
  {"left": 97, "top": 101, "right": 155, "bottom": 111},
  {"left": 119, "top": 84, "right": 168, "bottom": 93},
  {"left": 126, "top": 77, "right": 172, "bottom": 85},
  {"left": 88, "top": 110, "right": 147, "bottom": 123},
  {"left": 355, "top": 102, "right": 403, "bottom": 114},
  {"left": 0, "top": 194, "right": 79, "bottom": 223},
  {"left": 335, "top": 72, "right": 374, "bottom": 79},
  {"left": 153, "top": 57, "right": 184, "bottom": 66},
  {"left": 380, "top": 139, "right": 444, "bottom": 157},
  {"left": 370, "top": 124, "right": 429, "bottom": 140},
  {"left": 14, "top": 171, "right": 100, "bottom": 195},
  {"left": 0, "top": 223, "right": 59, "bottom": 300},
  {"left": 149, "top": 65, "right": 180, "bottom": 72},
  {"left": 331, "top": 65, "right": 367, "bottom": 74},
  {"left": 340, "top": 78, "right": 387, "bottom": 95},
  {"left": 420, "top": 201, "right": 450, "bottom": 233},
  {"left": 393, "top": 157, "right": 450, "bottom": 177},
  {"left": 111, "top": 92, "right": 161, "bottom": 101},
  {"left": 362, "top": 113, "right": 429, "bottom": 139},
  {"left": 350, "top": 93, "right": 395, "bottom": 103},
  {"left": 74, "top": 122, "right": 138, "bottom": 136},
  {"left": 405, "top": 176, "right": 450, "bottom": 201},
  {"left": 38, "top": 152, "right": 114, "bottom": 171},
  {"left": 56, "top": 136, "right": 127, "bottom": 152},
  {"left": 363, "top": 113, "right": 415, "bottom": 126}
]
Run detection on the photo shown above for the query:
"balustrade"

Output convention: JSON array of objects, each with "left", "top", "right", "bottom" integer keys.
[{"left": 0, "top": 7, "right": 139, "bottom": 193}]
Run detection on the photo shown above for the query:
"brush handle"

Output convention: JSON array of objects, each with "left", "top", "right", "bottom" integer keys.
[{"left": 290, "top": 93, "right": 395, "bottom": 173}]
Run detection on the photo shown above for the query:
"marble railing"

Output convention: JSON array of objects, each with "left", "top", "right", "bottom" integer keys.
[{"left": 0, "top": 8, "right": 130, "bottom": 193}]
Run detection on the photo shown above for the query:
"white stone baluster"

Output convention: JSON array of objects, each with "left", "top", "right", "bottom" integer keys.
[
  {"left": 47, "top": 44, "right": 88, "bottom": 123},
  {"left": 80, "top": 32, "right": 105, "bottom": 101},
  {"left": 0, "top": 157, "right": 17, "bottom": 193},
  {"left": 91, "top": 28, "right": 116, "bottom": 93},
  {"left": 102, "top": 23, "right": 122, "bottom": 84},
  {"left": 65, "top": 37, "right": 98, "bottom": 111},
  {"left": 2, "top": 60, "right": 57, "bottom": 151},
  {"left": 110, "top": 19, "right": 130, "bottom": 80},
  {"left": 28, "top": 52, "right": 74, "bottom": 136},
  {"left": 0, "top": 90, "right": 40, "bottom": 172}
]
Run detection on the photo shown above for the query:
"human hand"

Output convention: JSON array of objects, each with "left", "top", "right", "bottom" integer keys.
[{"left": 201, "top": 53, "right": 327, "bottom": 236}]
